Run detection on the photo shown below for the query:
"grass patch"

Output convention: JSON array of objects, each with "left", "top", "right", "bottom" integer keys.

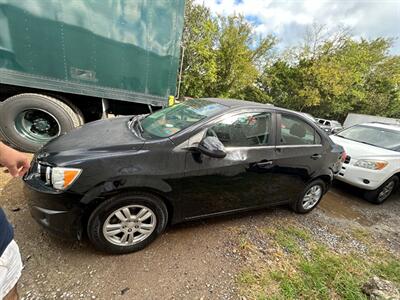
[
  {"left": 373, "top": 258, "right": 400, "bottom": 283},
  {"left": 237, "top": 226, "right": 399, "bottom": 300},
  {"left": 266, "top": 246, "right": 369, "bottom": 299},
  {"left": 350, "top": 227, "right": 371, "bottom": 244},
  {"left": 267, "top": 225, "right": 311, "bottom": 254},
  {"left": 238, "top": 269, "right": 259, "bottom": 285}
]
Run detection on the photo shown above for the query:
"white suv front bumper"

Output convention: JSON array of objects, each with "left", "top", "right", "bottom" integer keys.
[{"left": 336, "top": 156, "right": 389, "bottom": 190}]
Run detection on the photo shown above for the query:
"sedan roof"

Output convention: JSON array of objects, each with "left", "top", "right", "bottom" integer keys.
[
  {"left": 200, "top": 97, "right": 273, "bottom": 109},
  {"left": 198, "top": 98, "right": 315, "bottom": 121}
]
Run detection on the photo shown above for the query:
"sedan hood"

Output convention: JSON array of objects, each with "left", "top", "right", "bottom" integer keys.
[
  {"left": 330, "top": 135, "right": 398, "bottom": 158},
  {"left": 38, "top": 116, "right": 145, "bottom": 165}
]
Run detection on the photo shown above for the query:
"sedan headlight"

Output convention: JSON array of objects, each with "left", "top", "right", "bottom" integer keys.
[
  {"left": 38, "top": 164, "right": 82, "bottom": 190},
  {"left": 354, "top": 159, "right": 388, "bottom": 170}
]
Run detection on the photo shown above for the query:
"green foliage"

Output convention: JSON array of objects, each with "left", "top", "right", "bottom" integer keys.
[
  {"left": 181, "top": 1, "right": 275, "bottom": 99},
  {"left": 180, "top": 0, "right": 218, "bottom": 98},
  {"left": 181, "top": 2, "right": 400, "bottom": 120},
  {"left": 263, "top": 36, "right": 400, "bottom": 120}
]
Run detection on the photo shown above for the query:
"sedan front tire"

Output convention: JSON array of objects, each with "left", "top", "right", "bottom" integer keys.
[{"left": 87, "top": 192, "right": 168, "bottom": 254}]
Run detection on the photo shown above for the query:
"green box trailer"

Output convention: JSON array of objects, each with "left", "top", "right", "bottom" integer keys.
[{"left": 0, "top": 0, "right": 184, "bottom": 151}]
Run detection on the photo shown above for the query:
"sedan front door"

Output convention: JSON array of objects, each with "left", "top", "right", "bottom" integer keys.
[{"left": 175, "top": 110, "right": 282, "bottom": 221}]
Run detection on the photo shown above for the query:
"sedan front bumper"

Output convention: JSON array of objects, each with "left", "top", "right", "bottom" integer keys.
[{"left": 24, "top": 177, "right": 84, "bottom": 240}]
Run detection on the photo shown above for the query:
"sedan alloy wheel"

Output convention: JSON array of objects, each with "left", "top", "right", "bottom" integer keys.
[
  {"left": 302, "top": 185, "right": 322, "bottom": 210},
  {"left": 103, "top": 205, "right": 157, "bottom": 246}
]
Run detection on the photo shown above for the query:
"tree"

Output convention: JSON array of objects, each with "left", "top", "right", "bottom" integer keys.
[
  {"left": 180, "top": 0, "right": 218, "bottom": 98},
  {"left": 213, "top": 15, "right": 275, "bottom": 99},
  {"left": 180, "top": 1, "right": 275, "bottom": 100},
  {"left": 261, "top": 25, "right": 400, "bottom": 120},
  {"left": 180, "top": 3, "right": 400, "bottom": 121}
]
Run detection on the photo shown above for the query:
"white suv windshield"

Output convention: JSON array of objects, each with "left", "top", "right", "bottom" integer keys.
[{"left": 337, "top": 125, "right": 400, "bottom": 151}]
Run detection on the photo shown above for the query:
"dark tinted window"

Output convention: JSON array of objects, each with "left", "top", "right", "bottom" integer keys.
[
  {"left": 207, "top": 112, "right": 272, "bottom": 147},
  {"left": 280, "top": 114, "right": 321, "bottom": 145}
]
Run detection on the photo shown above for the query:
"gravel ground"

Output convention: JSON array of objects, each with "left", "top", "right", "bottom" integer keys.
[{"left": 0, "top": 171, "right": 399, "bottom": 300}]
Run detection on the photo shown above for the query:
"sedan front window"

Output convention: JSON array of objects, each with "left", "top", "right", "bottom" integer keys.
[{"left": 140, "top": 99, "right": 226, "bottom": 139}]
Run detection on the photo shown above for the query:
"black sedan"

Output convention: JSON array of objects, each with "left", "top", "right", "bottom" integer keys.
[{"left": 24, "top": 98, "right": 344, "bottom": 254}]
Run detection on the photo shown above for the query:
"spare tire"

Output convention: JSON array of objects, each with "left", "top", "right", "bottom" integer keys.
[{"left": 0, "top": 93, "right": 83, "bottom": 152}]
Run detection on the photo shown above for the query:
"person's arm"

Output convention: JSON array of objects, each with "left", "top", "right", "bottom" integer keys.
[{"left": 0, "top": 142, "right": 30, "bottom": 177}]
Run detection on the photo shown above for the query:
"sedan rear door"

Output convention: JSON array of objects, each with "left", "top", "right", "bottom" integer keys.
[{"left": 271, "top": 112, "right": 326, "bottom": 202}]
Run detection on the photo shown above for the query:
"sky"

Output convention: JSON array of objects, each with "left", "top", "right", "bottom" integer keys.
[{"left": 196, "top": 0, "right": 400, "bottom": 54}]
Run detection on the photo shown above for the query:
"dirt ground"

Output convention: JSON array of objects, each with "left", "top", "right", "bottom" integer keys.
[{"left": 0, "top": 170, "right": 399, "bottom": 300}]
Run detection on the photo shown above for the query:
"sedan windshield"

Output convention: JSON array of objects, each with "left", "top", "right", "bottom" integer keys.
[
  {"left": 140, "top": 99, "right": 226, "bottom": 139},
  {"left": 336, "top": 125, "right": 400, "bottom": 151}
]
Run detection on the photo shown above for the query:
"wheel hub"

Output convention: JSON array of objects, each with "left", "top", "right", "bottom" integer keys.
[
  {"left": 32, "top": 118, "right": 51, "bottom": 133},
  {"left": 14, "top": 109, "right": 61, "bottom": 143}
]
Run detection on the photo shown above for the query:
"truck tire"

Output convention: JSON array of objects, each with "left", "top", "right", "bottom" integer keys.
[{"left": 0, "top": 93, "right": 83, "bottom": 152}]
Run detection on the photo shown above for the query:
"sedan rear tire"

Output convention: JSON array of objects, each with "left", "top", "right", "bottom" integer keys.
[
  {"left": 364, "top": 176, "right": 398, "bottom": 204},
  {"left": 291, "top": 179, "right": 325, "bottom": 213},
  {"left": 87, "top": 192, "right": 168, "bottom": 254}
]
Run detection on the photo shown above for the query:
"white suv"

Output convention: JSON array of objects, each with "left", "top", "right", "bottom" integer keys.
[{"left": 330, "top": 122, "right": 400, "bottom": 203}]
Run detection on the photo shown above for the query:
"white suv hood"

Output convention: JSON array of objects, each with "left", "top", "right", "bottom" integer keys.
[{"left": 330, "top": 135, "right": 399, "bottom": 158}]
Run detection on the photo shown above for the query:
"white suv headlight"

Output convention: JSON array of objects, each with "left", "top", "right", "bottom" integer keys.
[{"left": 354, "top": 159, "right": 388, "bottom": 170}]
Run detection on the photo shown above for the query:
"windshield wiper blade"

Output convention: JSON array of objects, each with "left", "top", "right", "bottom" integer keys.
[
  {"left": 128, "top": 115, "right": 140, "bottom": 135},
  {"left": 136, "top": 116, "right": 144, "bottom": 133}
]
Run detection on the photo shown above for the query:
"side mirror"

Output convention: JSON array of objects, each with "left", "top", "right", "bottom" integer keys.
[{"left": 197, "top": 136, "right": 226, "bottom": 158}]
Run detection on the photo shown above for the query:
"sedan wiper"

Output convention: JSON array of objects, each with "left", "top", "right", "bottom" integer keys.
[
  {"left": 136, "top": 116, "right": 144, "bottom": 133},
  {"left": 128, "top": 115, "right": 140, "bottom": 136},
  {"left": 128, "top": 114, "right": 147, "bottom": 138}
]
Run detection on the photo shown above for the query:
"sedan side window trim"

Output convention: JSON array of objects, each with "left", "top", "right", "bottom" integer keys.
[
  {"left": 276, "top": 144, "right": 322, "bottom": 148},
  {"left": 225, "top": 145, "right": 276, "bottom": 151}
]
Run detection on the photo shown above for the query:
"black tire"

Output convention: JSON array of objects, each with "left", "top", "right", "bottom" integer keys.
[
  {"left": 87, "top": 192, "right": 168, "bottom": 254},
  {"left": 364, "top": 176, "right": 399, "bottom": 204},
  {"left": 0, "top": 93, "right": 83, "bottom": 152},
  {"left": 291, "top": 179, "right": 325, "bottom": 213},
  {"left": 50, "top": 94, "right": 85, "bottom": 125}
]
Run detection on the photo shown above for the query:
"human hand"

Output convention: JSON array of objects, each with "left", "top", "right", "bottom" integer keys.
[{"left": 0, "top": 143, "right": 31, "bottom": 177}]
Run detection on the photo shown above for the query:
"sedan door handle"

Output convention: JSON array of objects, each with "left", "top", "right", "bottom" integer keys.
[{"left": 311, "top": 154, "right": 322, "bottom": 160}]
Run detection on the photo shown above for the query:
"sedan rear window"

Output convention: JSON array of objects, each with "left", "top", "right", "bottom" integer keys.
[
  {"left": 336, "top": 125, "right": 400, "bottom": 151},
  {"left": 280, "top": 114, "right": 321, "bottom": 145},
  {"left": 141, "top": 99, "right": 226, "bottom": 138}
]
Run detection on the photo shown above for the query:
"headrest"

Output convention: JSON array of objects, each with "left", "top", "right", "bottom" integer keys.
[{"left": 290, "top": 123, "right": 306, "bottom": 138}]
